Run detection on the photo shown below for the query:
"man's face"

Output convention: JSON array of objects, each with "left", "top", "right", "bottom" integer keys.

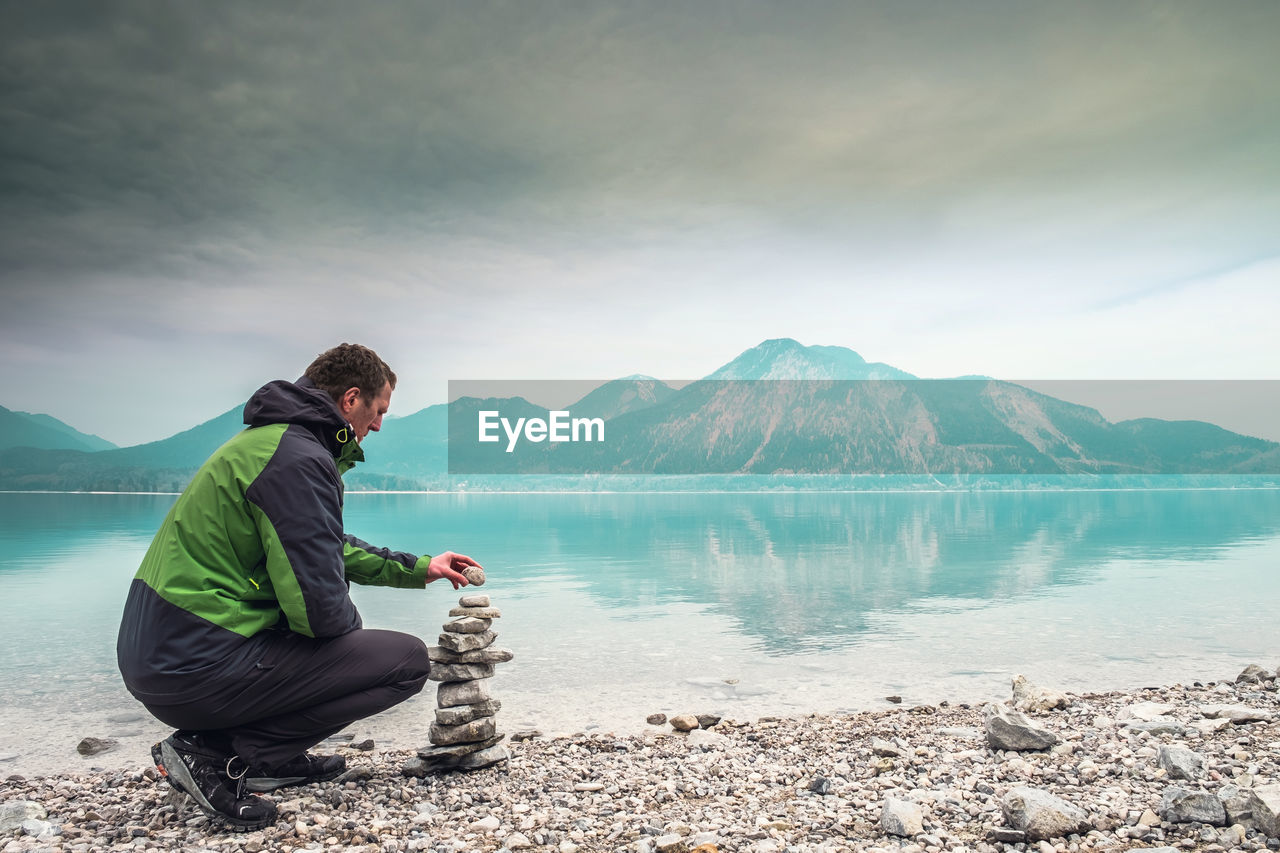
[{"left": 344, "top": 382, "right": 393, "bottom": 442}]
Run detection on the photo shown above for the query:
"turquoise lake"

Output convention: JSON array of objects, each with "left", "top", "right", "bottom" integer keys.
[{"left": 2, "top": 488, "right": 1278, "bottom": 775}]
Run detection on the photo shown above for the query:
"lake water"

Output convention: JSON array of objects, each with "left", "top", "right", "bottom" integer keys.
[{"left": 2, "top": 488, "right": 1279, "bottom": 776}]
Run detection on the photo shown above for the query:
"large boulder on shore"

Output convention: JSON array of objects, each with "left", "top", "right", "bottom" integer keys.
[
  {"left": 984, "top": 703, "right": 1059, "bottom": 751},
  {"left": 1000, "top": 787, "right": 1091, "bottom": 840}
]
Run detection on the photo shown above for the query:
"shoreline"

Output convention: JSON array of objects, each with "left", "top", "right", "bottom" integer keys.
[{"left": 3, "top": 667, "right": 1279, "bottom": 852}]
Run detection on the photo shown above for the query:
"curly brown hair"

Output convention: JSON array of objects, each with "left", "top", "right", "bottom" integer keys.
[{"left": 304, "top": 343, "right": 397, "bottom": 404}]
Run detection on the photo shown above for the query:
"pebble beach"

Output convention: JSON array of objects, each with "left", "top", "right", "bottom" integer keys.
[{"left": 4, "top": 666, "right": 1280, "bottom": 853}]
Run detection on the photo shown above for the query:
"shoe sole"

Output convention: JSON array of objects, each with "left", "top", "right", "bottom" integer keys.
[
  {"left": 244, "top": 763, "right": 346, "bottom": 793},
  {"left": 155, "top": 739, "right": 275, "bottom": 831}
]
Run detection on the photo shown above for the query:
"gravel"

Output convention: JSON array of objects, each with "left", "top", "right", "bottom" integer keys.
[{"left": 3, "top": 672, "right": 1279, "bottom": 852}]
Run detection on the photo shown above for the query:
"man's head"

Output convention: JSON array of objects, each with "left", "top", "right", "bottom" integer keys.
[{"left": 304, "top": 343, "right": 397, "bottom": 441}]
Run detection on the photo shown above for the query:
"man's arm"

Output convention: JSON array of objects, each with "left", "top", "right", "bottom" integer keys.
[
  {"left": 344, "top": 539, "right": 480, "bottom": 590},
  {"left": 343, "top": 536, "right": 427, "bottom": 588}
]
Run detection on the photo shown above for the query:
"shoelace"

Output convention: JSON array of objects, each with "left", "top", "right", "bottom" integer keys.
[{"left": 225, "top": 755, "right": 250, "bottom": 799}]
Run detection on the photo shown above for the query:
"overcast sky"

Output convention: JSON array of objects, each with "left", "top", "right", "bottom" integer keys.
[{"left": 2, "top": 1, "right": 1278, "bottom": 445}]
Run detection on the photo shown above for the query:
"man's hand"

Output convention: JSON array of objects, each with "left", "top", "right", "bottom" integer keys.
[{"left": 427, "top": 551, "right": 482, "bottom": 590}]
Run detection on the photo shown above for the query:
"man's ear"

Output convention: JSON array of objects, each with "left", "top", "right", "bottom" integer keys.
[{"left": 339, "top": 387, "right": 362, "bottom": 414}]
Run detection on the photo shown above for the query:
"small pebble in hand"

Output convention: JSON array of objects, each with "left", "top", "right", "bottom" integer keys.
[{"left": 462, "top": 566, "right": 485, "bottom": 586}]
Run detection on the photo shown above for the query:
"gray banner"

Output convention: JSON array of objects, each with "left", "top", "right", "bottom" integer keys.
[{"left": 446, "top": 379, "right": 1280, "bottom": 476}]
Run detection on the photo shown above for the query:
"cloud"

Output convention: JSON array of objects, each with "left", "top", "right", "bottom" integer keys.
[{"left": 2, "top": 1, "right": 1279, "bottom": 442}]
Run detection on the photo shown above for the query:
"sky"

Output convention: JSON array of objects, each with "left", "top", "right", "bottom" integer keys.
[{"left": 2, "top": 1, "right": 1278, "bottom": 446}]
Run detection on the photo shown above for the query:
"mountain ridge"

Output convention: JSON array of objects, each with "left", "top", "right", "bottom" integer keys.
[{"left": 2, "top": 340, "right": 1276, "bottom": 488}]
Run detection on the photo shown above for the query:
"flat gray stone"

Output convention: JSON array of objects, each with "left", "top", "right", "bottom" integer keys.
[
  {"left": 437, "top": 679, "right": 491, "bottom": 707},
  {"left": 1160, "top": 787, "right": 1227, "bottom": 826},
  {"left": 454, "top": 743, "right": 510, "bottom": 770},
  {"left": 437, "top": 629, "right": 497, "bottom": 653},
  {"left": 448, "top": 606, "right": 502, "bottom": 619},
  {"left": 1247, "top": 784, "right": 1280, "bottom": 837},
  {"left": 443, "top": 616, "right": 492, "bottom": 634},
  {"left": 1001, "top": 786, "right": 1091, "bottom": 840},
  {"left": 1125, "top": 719, "right": 1189, "bottom": 736},
  {"left": 984, "top": 703, "right": 1059, "bottom": 751},
  {"left": 428, "top": 645, "right": 514, "bottom": 665},
  {"left": 428, "top": 662, "right": 495, "bottom": 683},
  {"left": 429, "top": 716, "right": 496, "bottom": 746},
  {"left": 1199, "top": 704, "right": 1273, "bottom": 724},
  {"left": 417, "top": 734, "right": 505, "bottom": 761},
  {"left": 458, "top": 594, "right": 490, "bottom": 608},
  {"left": 435, "top": 700, "right": 502, "bottom": 726}
]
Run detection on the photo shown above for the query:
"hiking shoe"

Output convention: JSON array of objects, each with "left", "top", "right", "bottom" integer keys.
[
  {"left": 152, "top": 734, "right": 277, "bottom": 831},
  {"left": 245, "top": 751, "right": 346, "bottom": 792}
]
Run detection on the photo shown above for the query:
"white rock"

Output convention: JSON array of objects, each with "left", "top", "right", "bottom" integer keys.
[
  {"left": 881, "top": 798, "right": 924, "bottom": 837},
  {"left": 654, "top": 833, "right": 685, "bottom": 853},
  {"left": 1011, "top": 675, "right": 1070, "bottom": 713},
  {"left": 472, "top": 815, "right": 501, "bottom": 832},
  {"left": 506, "top": 832, "right": 533, "bottom": 849},
  {"left": 1118, "top": 701, "right": 1175, "bottom": 721},
  {"left": 686, "top": 729, "right": 728, "bottom": 749},
  {"left": 1199, "top": 704, "right": 1273, "bottom": 724}
]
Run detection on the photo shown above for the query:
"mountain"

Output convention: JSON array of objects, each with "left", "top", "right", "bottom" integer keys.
[
  {"left": 448, "top": 341, "right": 1280, "bottom": 478},
  {"left": 0, "top": 405, "right": 118, "bottom": 452},
  {"left": 566, "top": 376, "right": 678, "bottom": 421},
  {"left": 707, "top": 338, "right": 915, "bottom": 380},
  {"left": 2, "top": 339, "right": 1276, "bottom": 489},
  {"left": 0, "top": 405, "right": 244, "bottom": 491},
  {"left": 101, "top": 406, "right": 244, "bottom": 469}
]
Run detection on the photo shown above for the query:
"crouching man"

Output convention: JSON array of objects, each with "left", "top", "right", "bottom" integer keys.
[{"left": 117, "top": 343, "right": 480, "bottom": 829}]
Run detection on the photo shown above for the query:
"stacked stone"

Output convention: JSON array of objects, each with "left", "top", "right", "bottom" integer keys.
[{"left": 413, "top": 593, "right": 513, "bottom": 773}]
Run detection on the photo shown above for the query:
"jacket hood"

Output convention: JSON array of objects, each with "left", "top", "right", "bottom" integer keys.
[{"left": 243, "top": 377, "right": 353, "bottom": 458}]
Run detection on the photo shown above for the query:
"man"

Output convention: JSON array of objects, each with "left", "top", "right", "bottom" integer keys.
[{"left": 117, "top": 343, "right": 480, "bottom": 830}]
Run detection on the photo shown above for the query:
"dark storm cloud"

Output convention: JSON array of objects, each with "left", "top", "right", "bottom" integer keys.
[{"left": 4, "top": 0, "right": 1279, "bottom": 283}]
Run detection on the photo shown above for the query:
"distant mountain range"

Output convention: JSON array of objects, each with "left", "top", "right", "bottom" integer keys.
[
  {"left": 2, "top": 339, "right": 1276, "bottom": 490},
  {"left": 0, "top": 405, "right": 116, "bottom": 452}
]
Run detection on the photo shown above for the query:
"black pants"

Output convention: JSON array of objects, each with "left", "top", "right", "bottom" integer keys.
[{"left": 142, "top": 628, "right": 430, "bottom": 771}]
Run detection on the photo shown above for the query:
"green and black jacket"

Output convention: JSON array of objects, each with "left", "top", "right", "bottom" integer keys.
[{"left": 117, "top": 377, "right": 429, "bottom": 703}]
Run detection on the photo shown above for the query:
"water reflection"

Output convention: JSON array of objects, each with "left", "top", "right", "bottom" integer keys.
[{"left": 344, "top": 489, "right": 1280, "bottom": 654}]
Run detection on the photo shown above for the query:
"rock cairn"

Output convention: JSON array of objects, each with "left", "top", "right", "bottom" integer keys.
[{"left": 404, "top": 593, "right": 513, "bottom": 776}]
